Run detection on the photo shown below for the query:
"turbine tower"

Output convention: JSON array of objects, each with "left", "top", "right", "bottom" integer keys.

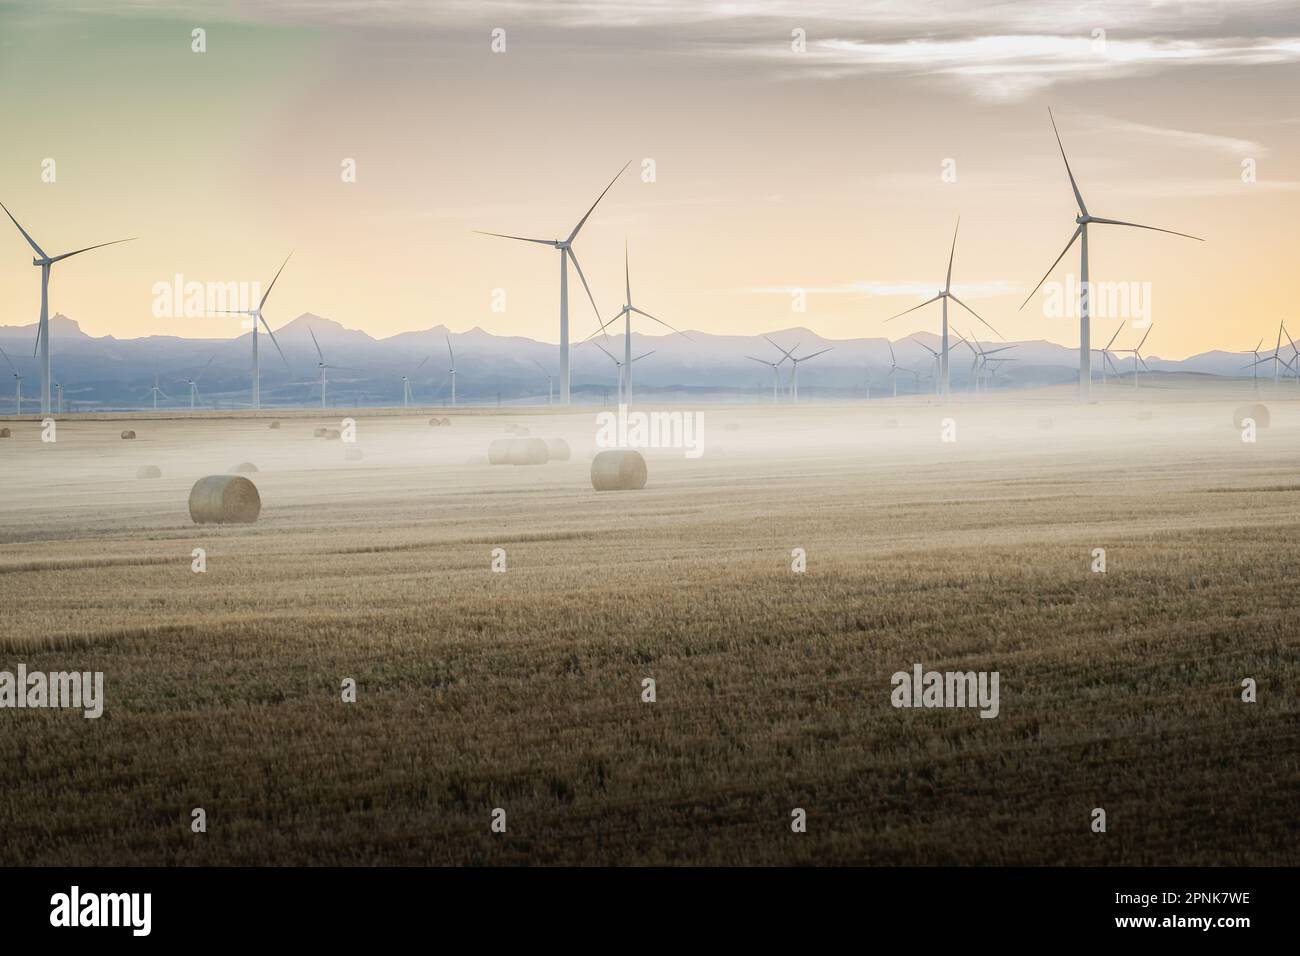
[
  {"left": 445, "top": 335, "right": 458, "bottom": 406},
  {"left": 911, "top": 337, "right": 941, "bottom": 395},
  {"left": 147, "top": 374, "right": 168, "bottom": 410},
  {"left": 884, "top": 218, "right": 999, "bottom": 401},
  {"left": 744, "top": 354, "right": 784, "bottom": 402},
  {"left": 308, "top": 326, "right": 363, "bottom": 409},
  {"left": 476, "top": 162, "right": 630, "bottom": 405},
  {"left": 0, "top": 202, "right": 135, "bottom": 415},
  {"left": 787, "top": 347, "right": 833, "bottom": 403},
  {"left": 1019, "top": 109, "right": 1203, "bottom": 404},
  {"left": 186, "top": 356, "right": 215, "bottom": 410},
  {"left": 218, "top": 254, "right": 292, "bottom": 409},
  {"left": 531, "top": 359, "right": 554, "bottom": 405}
]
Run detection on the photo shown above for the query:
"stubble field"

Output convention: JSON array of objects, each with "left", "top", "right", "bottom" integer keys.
[{"left": 1, "top": 392, "right": 1297, "bottom": 865}]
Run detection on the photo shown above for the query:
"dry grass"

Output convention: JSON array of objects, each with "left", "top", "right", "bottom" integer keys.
[{"left": 0, "top": 396, "right": 1297, "bottom": 865}]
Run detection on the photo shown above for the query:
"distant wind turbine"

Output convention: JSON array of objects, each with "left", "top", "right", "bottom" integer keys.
[
  {"left": 0, "top": 343, "right": 23, "bottom": 414},
  {"left": 446, "top": 335, "right": 458, "bottom": 406},
  {"left": 531, "top": 359, "right": 554, "bottom": 405},
  {"left": 787, "top": 347, "right": 833, "bottom": 403},
  {"left": 745, "top": 354, "right": 784, "bottom": 402},
  {"left": 402, "top": 354, "right": 432, "bottom": 407},
  {"left": 1018, "top": 109, "right": 1203, "bottom": 403},
  {"left": 54, "top": 382, "right": 62, "bottom": 414},
  {"left": 476, "top": 161, "right": 630, "bottom": 405},
  {"left": 887, "top": 341, "right": 901, "bottom": 397},
  {"left": 911, "top": 337, "right": 941, "bottom": 395},
  {"left": 146, "top": 373, "right": 169, "bottom": 410},
  {"left": 1119, "top": 325, "right": 1154, "bottom": 388},
  {"left": 186, "top": 355, "right": 215, "bottom": 409},
  {"left": 0, "top": 201, "right": 136, "bottom": 415},
  {"left": 1095, "top": 322, "right": 1124, "bottom": 391},
  {"left": 217, "top": 254, "right": 292, "bottom": 410},
  {"left": 884, "top": 218, "right": 999, "bottom": 401},
  {"left": 308, "top": 325, "right": 364, "bottom": 409}
]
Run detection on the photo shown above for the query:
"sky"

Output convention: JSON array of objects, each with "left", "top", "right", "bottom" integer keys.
[{"left": 0, "top": 0, "right": 1298, "bottom": 359}]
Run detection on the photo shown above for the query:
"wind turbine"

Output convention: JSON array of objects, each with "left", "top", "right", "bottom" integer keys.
[
  {"left": 54, "top": 383, "right": 62, "bottom": 414},
  {"left": 218, "top": 254, "right": 292, "bottom": 409},
  {"left": 745, "top": 354, "right": 784, "bottom": 402},
  {"left": 531, "top": 359, "right": 554, "bottom": 405},
  {"left": 308, "top": 326, "right": 364, "bottom": 409},
  {"left": 401, "top": 354, "right": 431, "bottom": 407},
  {"left": 911, "top": 337, "right": 941, "bottom": 395},
  {"left": 787, "top": 347, "right": 833, "bottom": 403},
  {"left": 1094, "top": 322, "right": 1124, "bottom": 391},
  {"left": 1243, "top": 338, "right": 1264, "bottom": 392},
  {"left": 1118, "top": 325, "right": 1153, "bottom": 388},
  {"left": 146, "top": 373, "right": 169, "bottom": 410},
  {"left": 1019, "top": 109, "right": 1203, "bottom": 403},
  {"left": 476, "top": 162, "right": 630, "bottom": 405},
  {"left": 0, "top": 202, "right": 136, "bottom": 415},
  {"left": 445, "top": 335, "right": 458, "bottom": 406},
  {"left": 588, "top": 241, "right": 687, "bottom": 408},
  {"left": 962, "top": 333, "right": 1015, "bottom": 393},
  {"left": 887, "top": 341, "right": 901, "bottom": 397},
  {"left": 185, "top": 355, "right": 215, "bottom": 410},
  {"left": 763, "top": 335, "right": 800, "bottom": 401},
  {"left": 884, "top": 218, "right": 1000, "bottom": 401},
  {"left": 0, "top": 344, "right": 23, "bottom": 414}
]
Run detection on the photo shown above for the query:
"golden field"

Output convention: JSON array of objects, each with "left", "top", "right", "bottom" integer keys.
[{"left": 0, "top": 388, "right": 1297, "bottom": 865}]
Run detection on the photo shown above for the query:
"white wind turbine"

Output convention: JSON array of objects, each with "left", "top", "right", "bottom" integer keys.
[
  {"left": 308, "top": 326, "right": 364, "bottom": 409},
  {"left": 963, "top": 335, "right": 1015, "bottom": 393},
  {"left": 1118, "top": 325, "right": 1154, "bottom": 388},
  {"left": 54, "top": 382, "right": 62, "bottom": 414},
  {"left": 531, "top": 359, "right": 554, "bottom": 405},
  {"left": 787, "top": 347, "right": 833, "bottom": 403},
  {"left": 146, "top": 373, "right": 169, "bottom": 410},
  {"left": 886, "top": 341, "right": 901, "bottom": 397},
  {"left": 401, "top": 354, "right": 432, "bottom": 407},
  {"left": 476, "top": 162, "right": 629, "bottom": 405},
  {"left": 1093, "top": 322, "right": 1124, "bottom": 391},
  {"left": 0, "top": 202, "right": 135, "bottom": 415},
  {"left": 745, "top": 353, "right": 785, "bottom": 402},
  {"left": 218, "top": 254, "right": 292, "bottom": 409},
  {"left": 185, "top": 355, "right": 215, "bottom": 410},
  {"left": 445, "top": 335, "right": 458, "bottom": 406},
  {"left": 592, "top": 340, "right": 654, "bottom": 400},
  {"left": 0, "top": 343, "right": 24, "bottom": 414},
  {"left": 763, "top": 335, "right": 800, "bottom": 401},
  {"left": 587, "top": 242, "right": 687, "bottom": 409},
  {"left": 1019, "top": 109, "right": 1203, "bottom": 403},
  {"left": 911, "top": 337, "right": 941, "bottom": 395},
  {"left": 1242, "top": 338, "right": 1264, "bottom": 392},
  {"left": 884, "top": 218, "right": 999, "bottom": 401}
]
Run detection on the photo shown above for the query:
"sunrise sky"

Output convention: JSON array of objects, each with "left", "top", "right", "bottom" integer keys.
[{"left": 1, "top": 0, "right": 1298, "bottom": 358}]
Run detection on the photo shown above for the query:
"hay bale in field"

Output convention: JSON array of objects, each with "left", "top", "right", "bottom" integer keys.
[
  {"left": 429, "top": 417, "right": 442, "bottom": 427},
  {"left": 0, "top": 427, "right": 10, "bottom": 438},
  {"left": 313, "top": 427, "right": 328, "bottom": 437},
  {"left": 135, "top": 465, "right": 161, "bottom": 479},
  {"left": 488, "top": 439, "right": 513, "bottom": 465},
  {"left": 546, "top": 438, "right": 571, "bottom": 461},
  {"left": 269, "top": 420, "right": 281, "bottom": 429},
  {"left": 1233, "top": 403, "right": 1269, "bottom": 429},
  {"left": 230, "top": 461, "right": 258, "bottom": 473},
  {"left": 440, "top": 417, "right": 450, "bottom": 427},
  {"left": 188, "top": 475, "right": 261, "bottom": 524},
  {"left": 591, "top": 449, "right": 647, "bottom": 491},
  {"left": 1037, "top": 417, "right": 1053, "bottom": 430},
  {"left": 120, "top": 429, "right": 136, "bottom": 440},
  {"left": 344, "top": 447, "right": 363, "bottom": 461}
]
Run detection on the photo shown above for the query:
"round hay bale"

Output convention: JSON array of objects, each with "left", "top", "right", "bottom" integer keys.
[
  {"left": 591, "top": 449, "right": 647, "bottom": 491},
  {"left": 440, "top": 417, "right": 451, "bottom": 427},
  {"left": 313, "top": 427, "right": 328, "bottom": 437},
  {"left": 428, "top": 417, "right": 442, "bottom": 427},
  {"left": 509, "top": 437, "right": 549, "bottom": 465},
  {"left": 324, "top": 428, "right": 341, "bottom": 440},
  {"left": 0, "top": 427, "right": 10, "bottom": 438},
  {"left": 1037, "top": 417, "right": 1053, "bottom": 430},
  {"left": 344, "top": 447, "right": 363, "bottom": 461},
  {"left": 188, "top": 475, "right": 261, "bottom": 524},
  {"left": 488, "top": 439, "right": 513, "bottom": 465},
  {"left": 546, "top": 438, "right": 571, "bottom": 461},
  {"left": 230, "top": 462, "right": 258, "bottom": 473},
  {"left": 120, "top": 429, "right": 136, "bottom": 440},
  {"left": 135, "top": 465, "right": 161, "bottom": 479},
  {"left": 1233, "top": 403, "right": 1269, "bottom": 429},
  {"left": 269, "top": 420, "right": 281, "bottom": 429}
]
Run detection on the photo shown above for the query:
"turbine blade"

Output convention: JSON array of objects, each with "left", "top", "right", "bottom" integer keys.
[
  {"left": 259, "top": 252, "right": 293, "bottom": 310},
  {"left": 630, "top": 306, "right": 690, "bottom": 339},
  {"left": 411, "top": 353, "right": 432, "bottom": 373},
  {"left": 887, "top": 340, "right": 896, "bottom": 363},
  {"left": 632, "top": 350, "right": 655, "bottom": 362},
  {"left": 567, "top": 160, "right": 631, "bottom": 243},
  {"left": 624, "top": 239, "right": 631, "bottom": 306},
  {"left": 261, "top": 315, "right": 289, "bottom": 366},
  {"left": 0, "top": 343, "right": 15, "bottom": 374},
  {"left": 909, "top": 336, "right": 937, "bottom": 356},
  {"left": 566, "top": 248, "right": 604, "bottom": 332},
  {"left": 1137, "top": 326, "right": 1152, "bottom": 350},
  {"left": 1087, "top": 217, "right": 1203, "bottom": 241},
  {"left": 592, "top": 340, "right": 617, "bottom": 363},
  {"left": 446, "top": 334, "right": 455, "bottom": 365},
  {"left": 884, "top": 294, "right": 942, "bottom": 322},
  {"left": 948, "top": 293, "right": 1002, "bottom": 339},
  {"left": 0, "top": 201, "right": 47, "bottom": 258},
  {"left": 945, "top": 217, "right": 959, "bottom": 291},
  {"left": 473, "top": 230, "right": 554, "bottom": 246},
  {"left": 764, "top": 335, "right": 796, "bottom": 363},
  {"left": 1019, "top": 225, "right": 1082, "bottom": 311},
  {"left": 48, "top": 237, "right": 137, "bottom": 263},
  {"left": 1106, "top": 321, "right": 1125, "bottom": 350},
  {"left": 745, "top": 355, "right": 773, "bottom": 366},
  {"left": 308, "top": 326, "right": 324, "bottom": 363},
  {"left": 801, "top": 347, "right": 833, "bottom": 361},
  {"left": 1048, "top": 107, "right": 1088, "bottom": 216}
]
